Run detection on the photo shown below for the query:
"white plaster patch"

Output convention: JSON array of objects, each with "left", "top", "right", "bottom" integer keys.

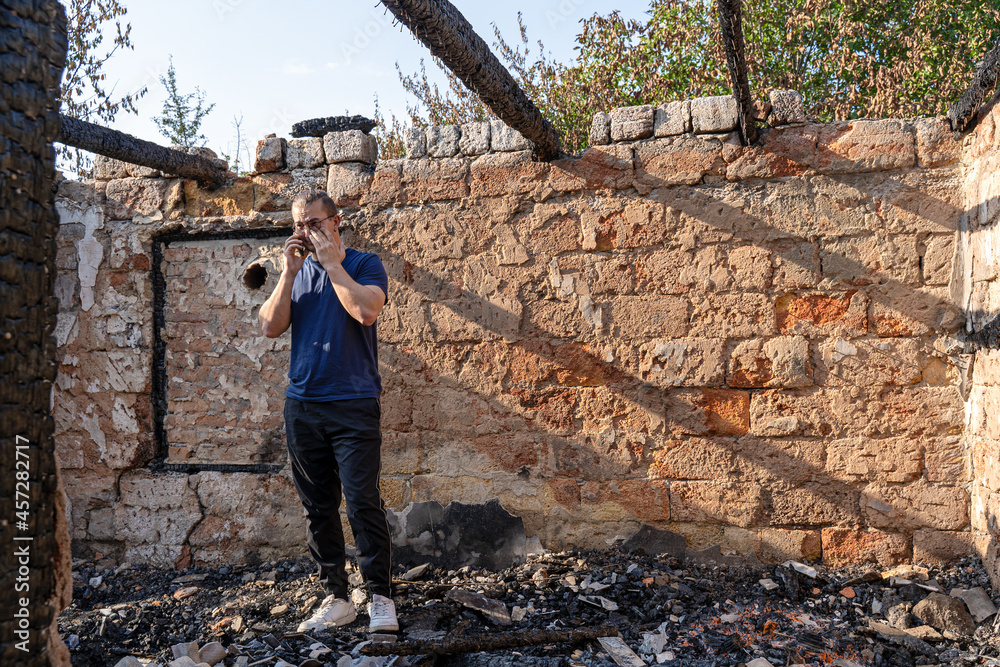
[
  {"left": 106, "top": 350, "right": 148, "bottom": 393},
  {"left": 59, "top": 203, "right": 105, "bottom": 312},
  {"left": 654, "top": 341, "right": 689, "bottom": 366},
  {"left": 80, "top": 410, "right": 107, "bottom": 461},
  {"left": 112, "top": 397, "right": 140, "bottom": 434},
  {"left": 54, "top": 312, "right": 78, "bottom": 347},
  {"left": 216, "top": 373, "right": 269, "bottom": 424},
  {"left": 828, "top": 338, "right": 857, "bottom": 363},
  {"left": 579, "top": 295, "right": 603, "bottom": 332},
  {"left": 55, "top": 372, "right": 75, "bottom": 392},
  {"left": 548, "top": 258, "right": 561, "bottom": 291},
  {"left": 234, "top": 336, "right": 283, "bottom": 372}
]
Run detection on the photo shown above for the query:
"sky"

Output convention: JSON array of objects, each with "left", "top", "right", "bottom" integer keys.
[{"left": 86, "top": 1, "right": 654, "bottom": 167}]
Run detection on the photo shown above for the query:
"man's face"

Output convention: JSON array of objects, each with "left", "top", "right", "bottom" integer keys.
[{"left": 293, "top": 200, "right": 340, "bottom": 254}]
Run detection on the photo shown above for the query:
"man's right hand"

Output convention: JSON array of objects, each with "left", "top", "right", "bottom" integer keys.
[{"left": 284, "top": 233, "right": 307, "bottom": 275}]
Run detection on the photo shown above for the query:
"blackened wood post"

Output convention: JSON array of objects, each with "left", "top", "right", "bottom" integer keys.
[
  {"left": 379, "top": 0, "right": 563, "bottom": 160},
  {"left": 1, "top": 1, "right": 73, "bottom": 665},
  {"left": 717, "top": 0, "right": 757, "bottom": 146},
  {"left": 361, "top": 625, "right": 619, "bottom": 656},
  {"left": 58, "top": 115, "right": 228, "bottom": 186},
  {"left": 948, "top": 39, "right": 1000, "bottom": 135}
]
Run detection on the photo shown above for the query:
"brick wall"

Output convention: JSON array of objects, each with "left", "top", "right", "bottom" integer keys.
[
  {"left": 963, "top": 95, "right": 1000, "bottom": 590},
  {"left": 55, "top": 94, "right": 975, "bottom": 569}
]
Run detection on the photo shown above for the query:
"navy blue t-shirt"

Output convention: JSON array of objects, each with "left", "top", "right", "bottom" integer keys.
[{"left": 286, "top": 249, "right": 389, "bottom": 402}]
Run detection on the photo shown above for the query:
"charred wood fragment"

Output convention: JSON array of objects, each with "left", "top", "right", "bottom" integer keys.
[
  {"left": 948, "top": 39, "right": 1000, "bottom": 135},
  {"left": 291, "top": 115, "right": 377, "bottom": 137},
  {"left": 57, "top": 115, "right": 227, "bottom": 186},
  {"left": 360, "top": 625, "right": 618, "bottom": 656},
  {"left": 379, "top": 0, "right": 562, "bottom": 160},
  {"left": 716, "top": 0, "right": 757, "bottom": 146}
]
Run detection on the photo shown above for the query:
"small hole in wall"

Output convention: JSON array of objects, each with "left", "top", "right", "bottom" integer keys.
[{"left": 243, "top": 263, "right": 268, "bottom": 290}]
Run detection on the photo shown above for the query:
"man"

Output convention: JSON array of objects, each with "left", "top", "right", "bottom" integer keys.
[{"left": 259, "top": 190, "right": 397, "bottom": 633}]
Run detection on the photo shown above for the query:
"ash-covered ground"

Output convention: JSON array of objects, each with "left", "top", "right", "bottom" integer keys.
[{"left": 59, "top": 547, "right": 1000, "bottom": 667}]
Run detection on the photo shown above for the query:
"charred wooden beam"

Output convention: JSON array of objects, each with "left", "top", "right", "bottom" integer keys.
[
  {"left": 291, "top": 115, "right": 376, "bottom": 137},
  {"left": 716, "top": 0, "right": 757, "bottom": 146},
  {"left": 57, "top": 115, "right": 228, "bottom": 186},
  {"left": 379, "top": 0, "right": 562, "bottom": 160},
  {"left": 361, "top": 625, "right": 619, "bottom": 656},
  {"left": 948, "top": 39, "right": 1000, "bottom": 135}
]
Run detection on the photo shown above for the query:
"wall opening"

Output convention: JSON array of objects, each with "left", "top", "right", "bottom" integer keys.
[{"left": 152, "top": 228, "right": 292, "bottom": 473}]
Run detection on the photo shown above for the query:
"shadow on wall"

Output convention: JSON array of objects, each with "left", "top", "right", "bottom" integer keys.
[{"left": 342, "top": 159, "right": 974, "bottom": 560}]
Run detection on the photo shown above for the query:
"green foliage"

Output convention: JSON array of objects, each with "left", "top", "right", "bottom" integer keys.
[
  {"left": 381, "top": 0, "right": 1000, "bottom": 155},
  {"left": 153, "top": 56, "right": 215, "bottom": 149},
  {"left": 59, "top": 0, "right": 147, "bottom": 174}
]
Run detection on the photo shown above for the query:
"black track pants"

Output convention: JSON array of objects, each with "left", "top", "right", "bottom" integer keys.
[{"left": 284, "top": 397, "right": 392, "bottom": 599}]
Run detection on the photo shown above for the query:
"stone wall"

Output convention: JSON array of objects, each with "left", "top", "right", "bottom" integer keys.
[
  {"left": 963, "top": 94, "right": 1000, "bottom": 590},
  {"left": 55, "top": 92, "right": 976, "bottom": 569}
]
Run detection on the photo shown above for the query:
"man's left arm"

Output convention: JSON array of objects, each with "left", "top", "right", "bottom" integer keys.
[{"left": 309, "top": 227, "right": 386, "bottom": 326}]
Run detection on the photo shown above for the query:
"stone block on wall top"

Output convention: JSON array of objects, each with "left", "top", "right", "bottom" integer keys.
[
  {"left": 285, "top": 137, "right": 324, "bottom": 169},
  {"left": 768, "top": 89, "right": 806, "bottom": 126},
  {"left": 913, "top": 117, "right": 959, "bottom": 168},
  {"left": 490, "top": 120, "right": 532, "bottom": 152},
  {"left": 654, "top": 100, "right": 690, "bottom": 137},
  {"left": 324, "top": 129, "right": 378, "bottom": 164},
  {"left": 92, "top": 154, "right": 131, "bottom": 180},
  {"left": 327, "top": 161, "right": 374, "bottom": 206},
  {"left": 254, "top": 134, "right": 285, "bottom": 173},
  {"left": 589, "top": 112, "right": 611, "bottom": 145},
  {"left": 816, "top": 119, "right": 915, "bottom": 173},
  {"left": 426, "top": 124, "right": 461, "bottom": 158},
  {"left": 405, "top": 126, "right": 427, "bottom": 158},
  {"left": 691, "top": 95, "right": 738, "bottom": 133},
  {"left": 610, "top": 105, "right": 655, "bottom": 141},
  {"left": 459, "top": 121, "right": 491, "bottom": 156}
]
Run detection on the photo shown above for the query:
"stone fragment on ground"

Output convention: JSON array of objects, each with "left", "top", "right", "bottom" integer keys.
[
  {"left": 171, "top": 641, "right": 200, "bottom": 661},
  {"left": 597, "top": 636, "right": 645, "bottom": 667},
  {"left": 951, "top": 586, "right": 998, "bottom": 623},
  {"left": 114, "top": 658, "right": 145, "bottom": 667},
  {"left": 912, "top": 592, "right": 977, "bottom": 635},
  {"left": 446, "top": 588, "right": 512, "bottom": 625}
]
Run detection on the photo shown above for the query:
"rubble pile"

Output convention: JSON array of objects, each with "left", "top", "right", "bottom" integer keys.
[{"left": 60, "top": 548, "right": 1000, "bottom": 667}]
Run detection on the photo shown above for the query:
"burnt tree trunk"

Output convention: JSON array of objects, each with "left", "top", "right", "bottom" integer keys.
[
  {"left": 57, "top": 115, "right": 228, "bottom": 186},
  {"left": 361, "top": 626, "right": 619, "bottom": 656},
  {"left": 1, "top": 1, "right": 73, "bottom": 666},
  {"left": 379, "top": 0, "right": 562, "bottom": 160},
  {"left": 717, "top": 0, "right": 757, "bottom": 146},
  {"left": 949, "top": 39, "right": 1000, "bottom": 134}
]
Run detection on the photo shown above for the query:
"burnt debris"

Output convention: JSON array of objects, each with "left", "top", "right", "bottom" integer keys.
[
  {"left": 290, "top": 115, "right": 377, "bottom": 138},
  {"left": 58, "top": 545, "right": 1000, "bottom": 667}
]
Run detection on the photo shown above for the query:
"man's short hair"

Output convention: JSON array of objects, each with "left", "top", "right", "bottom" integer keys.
[{"left": 292, "top": 190, "right": 338, "bottom": 218}]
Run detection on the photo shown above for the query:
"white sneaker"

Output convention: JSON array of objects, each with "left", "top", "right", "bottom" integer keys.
[
  {"left": 367, "top": 594, "right": 399, "bottom": 632},
  {"left": 296, "top": 595, "right": 357, "bottom": 632}
]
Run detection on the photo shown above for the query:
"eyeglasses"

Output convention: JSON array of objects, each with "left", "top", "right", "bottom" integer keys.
[{"left": 293, "top": 215, "right": 335, "bottom": 231}]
